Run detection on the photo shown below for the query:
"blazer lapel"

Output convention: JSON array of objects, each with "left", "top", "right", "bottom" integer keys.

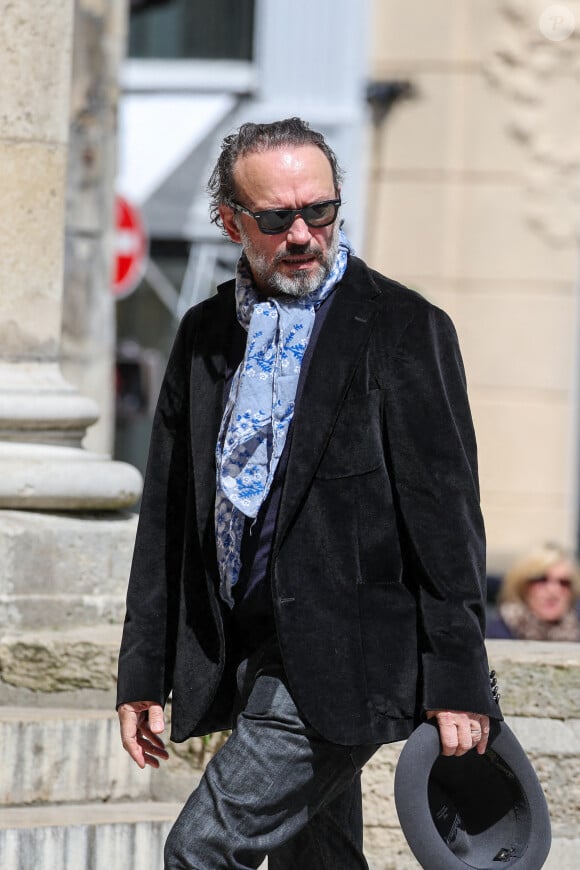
[{"left": 274, "top": 259, "right": 381, "bottom": 553}]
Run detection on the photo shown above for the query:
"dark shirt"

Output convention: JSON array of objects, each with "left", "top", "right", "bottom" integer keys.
[
  {"left": 222, "top": 291, "right": 337, "bottom": 653},
  {"left": 485, "top": 616, "right": 513, "bottom": 639}
]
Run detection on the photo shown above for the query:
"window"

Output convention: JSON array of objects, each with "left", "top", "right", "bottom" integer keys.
[{"left": 129, "top": 0, "right": 255, "bottom": 61}]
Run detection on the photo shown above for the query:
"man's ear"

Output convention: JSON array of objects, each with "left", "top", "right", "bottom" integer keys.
[{"left": 219, "top": 205, "right": 242, "bottom": 244}]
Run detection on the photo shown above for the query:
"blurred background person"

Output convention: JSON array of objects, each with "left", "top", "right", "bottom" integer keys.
[{"left": 487, "top": 544, "right": 580, "bottom": 641}]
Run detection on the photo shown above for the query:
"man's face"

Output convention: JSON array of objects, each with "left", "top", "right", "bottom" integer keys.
[{"left": 219, "top": 145, "right": 340, "bottom": 297}]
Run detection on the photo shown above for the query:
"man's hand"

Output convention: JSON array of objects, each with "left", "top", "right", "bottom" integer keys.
[
  {"left": 426, "top": 709, "right": 490, "bottom": 757},
  {"left": 118, "top": 701, "right": 169, "bottom": 769}
]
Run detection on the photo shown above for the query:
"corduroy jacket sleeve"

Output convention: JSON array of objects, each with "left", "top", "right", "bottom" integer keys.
[
  {"left": 381, "top": 302, "right": 499, "bottom": 718},
  {"left": 116, "top": 311, "right": 193, "bottom": 709}
]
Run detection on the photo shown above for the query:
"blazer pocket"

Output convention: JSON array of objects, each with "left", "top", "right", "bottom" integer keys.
[{"left": 316, "top": 390, "right": 384, "bottom": 479}]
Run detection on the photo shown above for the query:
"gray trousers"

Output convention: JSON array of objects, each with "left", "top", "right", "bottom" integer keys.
[{"left": 164, "top": 642, "right": 379, "bottom": 869}]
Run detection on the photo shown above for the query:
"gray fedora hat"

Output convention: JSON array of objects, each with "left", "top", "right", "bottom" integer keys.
[{"left": 394, "top": 719, "right": 551, "bottom": 869}]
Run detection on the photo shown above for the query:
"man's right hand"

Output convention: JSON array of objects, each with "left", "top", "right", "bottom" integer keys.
[{"left": 118, "top": 701, "right": 169, "bottom": 769}]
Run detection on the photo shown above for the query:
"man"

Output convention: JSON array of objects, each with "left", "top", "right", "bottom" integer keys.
[{"left": 117, "top": 118, "right": 500, "bottom": 869}]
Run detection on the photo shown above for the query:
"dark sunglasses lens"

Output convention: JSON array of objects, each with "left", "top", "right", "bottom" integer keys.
[
  {"left": 258, "top": 210, "right": 294, "bottom": 233},
  {"left": 529, "top": 575, "right": 572, "bottom": 588},
  {"left": 257, "top": 201, "right": 339, "bottom": 233},
  {"left": 302, "top": 202, "right": 338, "bottom": 226}
]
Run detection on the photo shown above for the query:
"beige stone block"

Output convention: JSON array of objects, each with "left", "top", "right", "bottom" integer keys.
[
  {"left": 455, "top": 182, "right": 577, "bottom": 283},
  {"left": 371, "top": 0, "right": 495, "bottom": 70},
  {"left": 364, "top": 824, "right": 419, "bottom": 869},
  {"left": 0, "top": 0, "right": 74, "bottom": 142},
  {"left": 0, "top": 803, "right": 176, "bottom": 870},
  {"left": 472, "top": 393, "right": 572, "bottom": 497},
  {"left": 367, "top": 178, "right": 577, "bottom": 285},
  {"left": 455, "top": 291, "right": 576, "bottom": 392},
  {"left": 508, "top": 720, "right": 580, "bottom": 833},
  {"left": 0, "top": 707, "right": 153, "bottom": 805},
  {"left": 375, "top": 72, "right": 522, "bottom": 175},
  {"left": 371, "top": 74, "right": 454, "bottom": 174},
  {"left": 367, "top": 180, "right": 456, "bottom": 279},
  {"left": 521, "top": 66, "right": 580, "bottom": 171},
  {"left": 525, "top": 753, "right": 580, "bottom": 828},
  {"left": 0, "top": 509, "right": 138, "bottom": 629},
  {"left": 472, "top": 395, "right": 575, "bottom": 558},
  {"left": 545, "top": 837, "right": 580, "bottom": 870},
  {"left": 485, "top": 641, "right": 580, "bottom": 719},
  {"left": 483, "top": 503, "right": 574, "bottom": 569},
  {"left": 462, "top": 74, "right": 526, "bottom": 175},
  {"left": 0, "top": 625, "right": 121, "bottom": 693},
  {"left": 0, "top": 141, "right": 68, "bottom": 357}
]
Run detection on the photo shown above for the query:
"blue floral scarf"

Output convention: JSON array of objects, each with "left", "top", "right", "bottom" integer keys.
[{"left": 215, "top": 232, "right": 352, "bottom": 606}]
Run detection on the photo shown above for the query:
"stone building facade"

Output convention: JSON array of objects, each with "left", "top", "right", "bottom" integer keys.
[{"left": 366, "top": 0, "right": 580, "bottom": 570}]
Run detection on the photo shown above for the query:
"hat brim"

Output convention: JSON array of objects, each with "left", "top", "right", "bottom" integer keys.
[{"left": 394, "top": 720, "right": 551, "bottom": 869}]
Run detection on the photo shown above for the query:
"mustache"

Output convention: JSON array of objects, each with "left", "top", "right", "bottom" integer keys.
[{"left": 273, "top": 243, "right": 323, "bottom": 262}]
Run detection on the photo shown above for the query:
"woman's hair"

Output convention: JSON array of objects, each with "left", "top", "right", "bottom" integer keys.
[
  {"left": 499, "top": 543, "right": 580, "bottom": 604},
  {"left": 207, "top": 117, "right": 344, "bottom": 232}
]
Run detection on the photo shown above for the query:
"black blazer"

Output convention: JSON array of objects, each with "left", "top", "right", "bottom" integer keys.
[{"left": 117, "top": 256, "right": 500, "bottom": 745}]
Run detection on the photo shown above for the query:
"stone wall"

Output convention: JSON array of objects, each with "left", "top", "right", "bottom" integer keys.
[
  {"left": 367, "top": 0, "right": 580, "bottom": 570},
  {"left": 1, "top": 637, "right": 577, "bottom": 868}
]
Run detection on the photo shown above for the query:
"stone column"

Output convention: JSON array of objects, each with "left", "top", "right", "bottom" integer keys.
[
  {"left": 61, "top": 0, "right": 129, "bottom": 457},
  {"left": 0, "top": 0, "right": 141, "bottom": 509}
]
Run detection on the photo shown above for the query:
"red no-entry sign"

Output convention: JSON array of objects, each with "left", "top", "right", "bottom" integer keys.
[{"left": 112, "top": 195, "right": 148, "bottom": 299}]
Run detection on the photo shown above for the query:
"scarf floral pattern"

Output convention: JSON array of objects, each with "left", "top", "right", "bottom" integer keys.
[{"left": 215, "top": 232, "right": 352, "bottom": 606}]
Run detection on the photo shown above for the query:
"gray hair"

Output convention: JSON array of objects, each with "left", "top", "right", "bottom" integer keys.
[{"left": 207, "top": 117, "right": 344, "bottom": 232}]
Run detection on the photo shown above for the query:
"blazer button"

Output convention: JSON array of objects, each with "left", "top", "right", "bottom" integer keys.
[{"left": 489, "top": 669, "right": 501, "bottom": 703}]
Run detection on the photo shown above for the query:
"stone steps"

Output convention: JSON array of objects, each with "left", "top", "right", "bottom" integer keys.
[
  {"left": 0, "top": 640, "right": 579, "bottom": 868},
  {"left": 0, "top": 801, "right": 180, "bottom": 870},
  {"left": 0, "top": 624, "right": 120, "bottom": 698},
  {"left": 0, "top": 705, "right": 180, "bottom": 870},
  {"left": 0, "top": 707, "right": 152, "bottom": 806}
]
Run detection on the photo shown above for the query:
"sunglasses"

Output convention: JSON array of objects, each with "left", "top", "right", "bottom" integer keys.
[
  {"left": 528, "top": 574, "right": 572, "bottom": 589},
  {"left": 229, "top": 198, "right": 341, "bottom": 235}
]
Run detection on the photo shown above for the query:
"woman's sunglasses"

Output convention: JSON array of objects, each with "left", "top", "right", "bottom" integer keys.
[
  {"left": 528, "top": 574, "right": 572, "bottom": 589},
  {"left": 229, "top": 198, "right": 341, "bottom": 235}
]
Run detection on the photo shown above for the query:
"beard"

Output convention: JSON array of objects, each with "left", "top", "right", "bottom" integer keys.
[{"left": 239, "top": 221, "right": 340, "bottom": 299}]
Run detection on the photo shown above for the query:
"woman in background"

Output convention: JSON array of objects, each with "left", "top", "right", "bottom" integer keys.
[{"left": 487, "top": 543, "right": 580, "bottom": 641}]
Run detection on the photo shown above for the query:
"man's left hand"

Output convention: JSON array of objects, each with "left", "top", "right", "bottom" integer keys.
[{"left": 426, "top": 709, "right": 490, "bottom": 756}]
